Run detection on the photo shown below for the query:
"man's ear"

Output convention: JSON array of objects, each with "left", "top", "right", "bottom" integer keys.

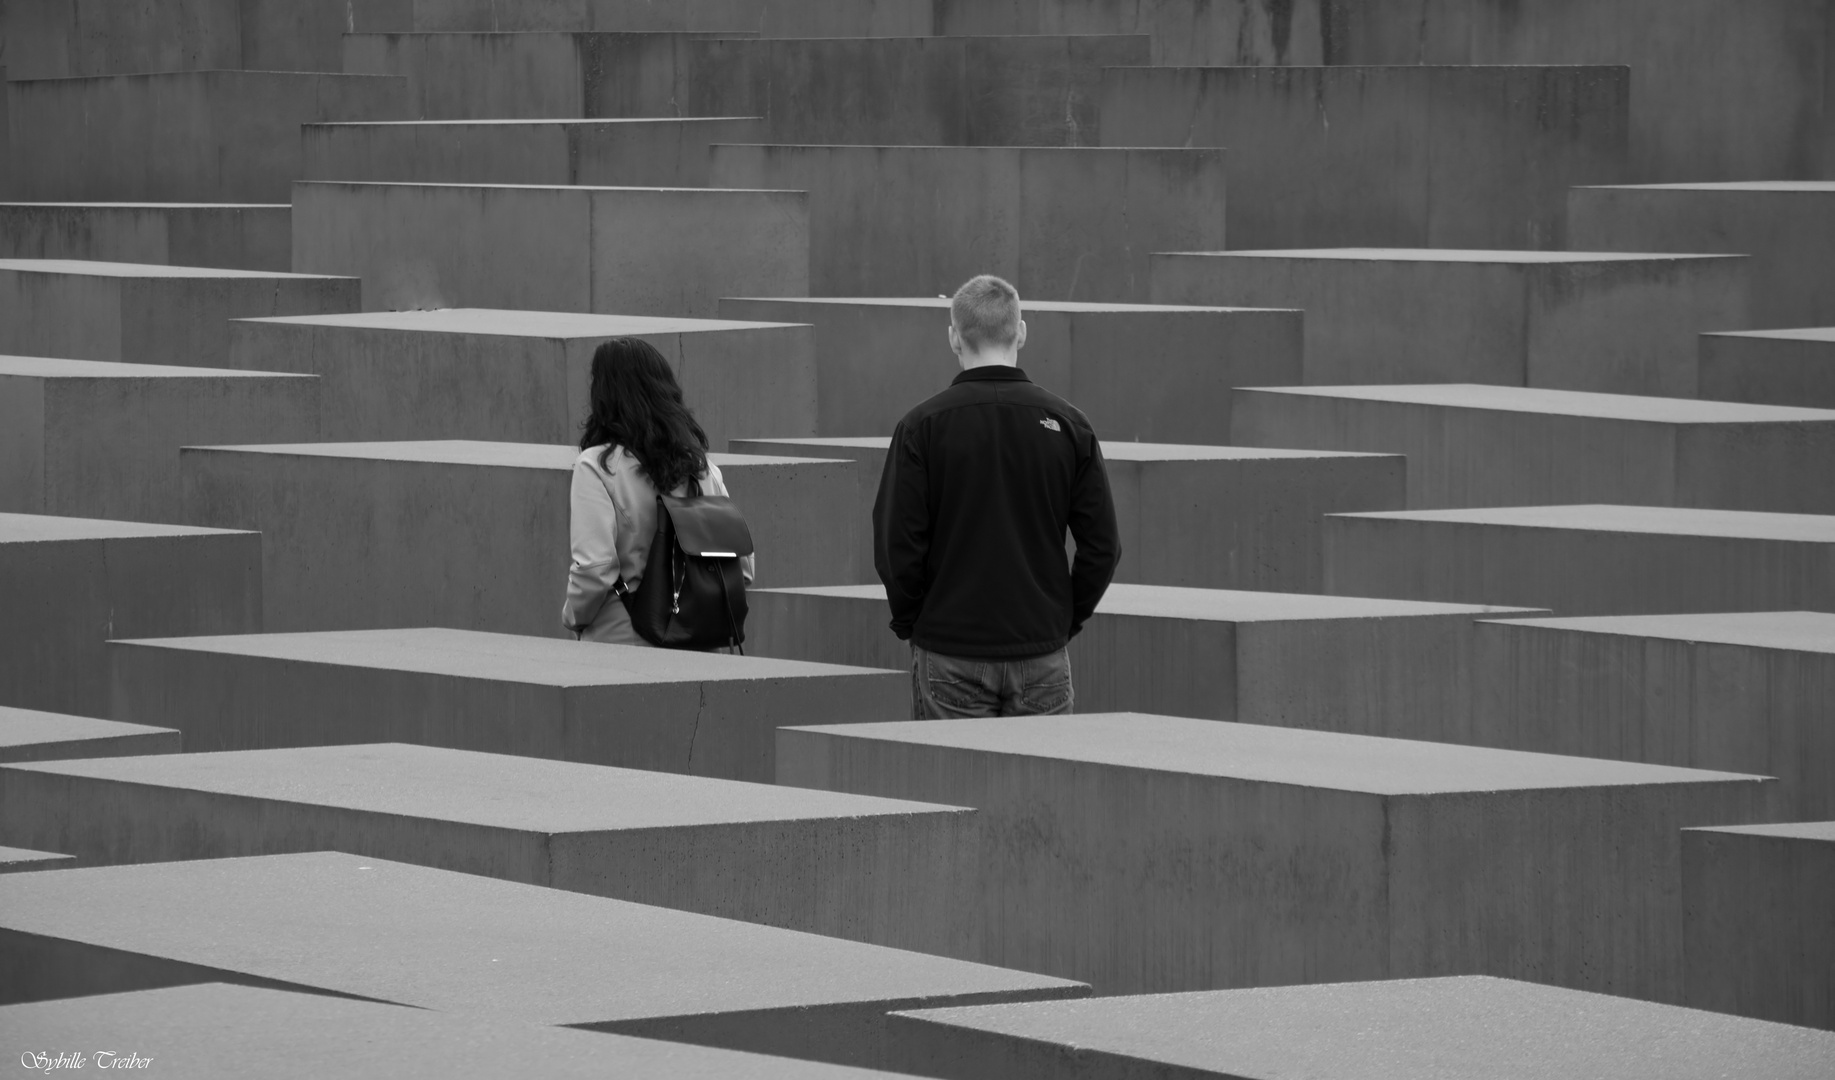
[
  {"left": 947, "top": 323, "right": 962, "bottom": 353},
  {"left": 1014, "top": 319, "right": 1028, "bottom": 350}
]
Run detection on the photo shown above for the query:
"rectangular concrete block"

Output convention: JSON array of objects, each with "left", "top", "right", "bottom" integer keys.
[
  {"left": 179, "top": 441, "right": 858, "bottom": 633},
  {"left": 1233, "top": 384, "right": 1835, "bottom": 514},
  {"left": 1700, "top": 329, "right": 1835, "bottom": 409},
  {"left": 0, "top": 846, "right": 72, "bottom": 875},
  {"left": 1150, "top": 249, "right": 1750, "bottom": 395},
  {"left": 778, "top": 713, "right": 1778, "bottom": 998},
  {"left": 0, "top": 852, "right": 1087, "bottom": 1069},
  {"left": 291, "top": 182, "right": 808, "bottom": 317},
  {"left": 0, "top": 983, "right": 924, "bottom": 1079},
  {"left": 0, "top": 514, "right": 260, "bottom": 717},
  {"left": 711, "top": 147, "right": 1225, "bottom": 302},
  {"left": 1684, "top": 822, "right": 1835, "bottom": 1031},
  {"left": 0, "top": 742, "right": 976, "bottom": 956},
  {"left": 0, "top": 259, "right": 359, "bottom": 368},
  {"left": 935, "top": 0, "right": 1325, "bottom": 66},
  {"left": 749, "top": 584, "right": 1542, "bottom": 743},
  {"left": 410, "top": 0, "right": 934, "bottom": 36},
  {"left": 108, "top": 628, "right": 905, "bottom": 783},
  {"left": 1473, "top": 612, "right": 1835, "bottom": 820},
  {"left": 225, "top": 310, "right": 814, "bottom": 448},
  {"left": 1324, "top": 505, "right": 1835, "bottom": 616},
  {"left": 0, "top": 356, "right": 320, "bottom": 524},
  {"left": 1102, "top": 65, "right": 1628, "bottom": 249},
  {"left": 0, "top": 203, "right": 290, "bottom": 271},
  {"left": 886, "top": 975, "right": 1835, "bottom": 1079},
  {"left": 303, "top": 118, "right": 767, "bottom": 187},
  {"left": 6, "top": 71, "right": 409, "bottom": 202},
  {"left": 0, "top": 707, "right": 181, "bottom": 765}
]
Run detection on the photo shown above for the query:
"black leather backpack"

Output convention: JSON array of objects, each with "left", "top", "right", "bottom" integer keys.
[{"left": 614, "top": 478, "right": 752, "bottom": 651}]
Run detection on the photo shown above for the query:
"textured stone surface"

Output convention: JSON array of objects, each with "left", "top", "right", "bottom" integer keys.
[
  {"left": 0, "top": 846, "right": 73, "bottom": 875},
  {"left": 1700, "top": 328, "right": 1835, "bottom": 410},
  {"left": 935, "top": 0, "right": 1323, "bottom": 65},
  {"left": 0, "top": 203, "right": 290, "bottom": 271},
  {"left": 0, "top": 707, "right": 180, "bottom": 764},
  {"left": 411, "top": 0, "right": 932, "bottom": 36}
]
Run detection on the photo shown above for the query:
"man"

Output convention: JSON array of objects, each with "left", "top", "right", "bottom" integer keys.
[{"left": 873, "top": 274, "right": 1121, "bottom": 718}]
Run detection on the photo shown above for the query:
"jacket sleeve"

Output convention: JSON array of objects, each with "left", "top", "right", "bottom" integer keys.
[
  {"left": 1066, "top": 433, "right": 1121, "bottom": 638},
  {"left": 703, "top": 462, "right": 755, "bottom": 587},
  {"left": 563, "top": 458, "right": 623, "bottom": 634},
  {"left": 872, "top": 420, "right": 930, "bottom": 640}
]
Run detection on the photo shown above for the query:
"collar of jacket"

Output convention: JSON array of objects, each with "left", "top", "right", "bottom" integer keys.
[{"left": 951, "top": 365, "right": 1032, "bottom": 385}]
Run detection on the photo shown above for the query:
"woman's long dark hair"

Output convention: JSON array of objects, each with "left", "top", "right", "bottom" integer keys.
[{"left": 578, "top": 338, "right": 709, "bottom": 494}]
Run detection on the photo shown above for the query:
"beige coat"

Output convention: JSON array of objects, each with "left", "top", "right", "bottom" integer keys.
[{"left": 562, "top": 444, "right": 755, "bottom": 644}]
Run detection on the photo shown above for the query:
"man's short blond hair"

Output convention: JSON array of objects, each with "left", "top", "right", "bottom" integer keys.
[{"left": 951, "top": 274, "right": 1021, "bottom": 352}]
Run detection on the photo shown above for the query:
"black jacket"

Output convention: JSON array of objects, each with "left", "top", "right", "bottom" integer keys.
[{"left": 872, "top": 365, "right": 1121, "bottom": 659}]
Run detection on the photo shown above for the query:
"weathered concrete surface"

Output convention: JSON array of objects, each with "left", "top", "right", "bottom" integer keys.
[
  {"left": 0, "top": 259, "right": 358, "bottom": 369},
  {"left": 1700, "top": 329, "right": 1835, "bottom": 410},
  {"left": 6, "top": 71, "right": 409, "bottom": 203},
  {"left": 1324, "top": 505, "right": 1835, "bottom": 615},
  {"left": 1570, "top": 183, "right": 1835, "bottom": 329},
  {"left": 226, "top": 310, "right": 812, "bottom": 448},
  {"left": 712, "top": 147, "right": 1224, "bottom": 302},
  {"left": 1320, "top": 0, "right": 1835, "bottom": 183},
  {"left": 0, "top": 515, "right": 259, "bottom": 717},
  {"left": 1150, "top": 249, "right": 1750, "bottom": 395},
  {"left": 0, "top": 203, "right": 290, "bottom": 271},
  {"left": 937, "top": 0, "right": 1325, "bottom": 65},
  {"left": 0, "top": 356, "right": 320, "bottom": 524},
  {"left": 291, "top": 182, "right": 808, "bottom": 317},
  {"left": 1233, "top": 384, "right": 1835, "bottom": 514},
  {"left": 0, "top": 983, "right": 922, "bottom": 1079},
  {"left": 0, "top": 707, "right": 180, "bottom": 765},
  {"left": 303, "top": 118, "right": 767, "bottom": 187},
  {"left": 887, "top": 975, "right": 1835, "bottom": 1079},
  {"left": 179, "top": 441, "right": 858, "bottom": 631},
  {"left": 0, "top": 743, "right": 976, "bottom": 955},
  {"left": 411, "top": 0, "right": 933, "bottom": 36},
  {"left": 1474, "top": 612, "right": 1835, "bottom": 820},
  {"left": 109, "top": 628, "right": 904, "bottom": 783},
  {"left": 715, "top": 298, "right": 1301, "bottom": 441},
  {"left": 730, "top": 438, "right": 886, "bottom": 585},
  {"left": 0, "top": 852, "right": 1088, "bottom": 1069},
  {"left": 778, "top": 713, "right": 1778, "bottom": 997},
  {"left": 1102, "top": 65, "right": 1628, "bottom": 250},
  {"left": 750, "top": 585, "right": 1542, "bottom": 742},
  {"left": 1684, "top": 822, "right": 1835, "bottom": 1031},
  {"left": 0, "top": 846, "right": 71, "bottom": 874}
]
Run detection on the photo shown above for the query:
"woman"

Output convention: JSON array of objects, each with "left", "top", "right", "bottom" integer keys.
[{"left": 563, "top": 338, "right": 754, "bottom": 644}]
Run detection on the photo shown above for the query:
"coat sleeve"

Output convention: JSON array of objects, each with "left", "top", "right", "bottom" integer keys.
[
  {"left": 563, "top": 458, "right": 624, "bottom": 634},
  {"left": 1065, "top": 432, "right": 1121, "bottom": 638},
  {"left": 703, "top": 462, "right": 755, "bottom": 587},
  {"left": 872, "top": 420, "right": 930, "bottom": 639}
]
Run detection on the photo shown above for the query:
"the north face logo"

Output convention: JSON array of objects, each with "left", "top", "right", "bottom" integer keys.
[{"left": 1039, "top": 418, "right": 1061, "bottom": 432}]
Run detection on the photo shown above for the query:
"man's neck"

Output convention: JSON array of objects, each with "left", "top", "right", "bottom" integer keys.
[{"left": 958, "top": 351, "right": 1020, "bottom": 370}]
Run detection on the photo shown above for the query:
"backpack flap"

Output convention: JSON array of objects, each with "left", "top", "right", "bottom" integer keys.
[{"left": 660, "top": 494, "right": 754, "bottom": 558}]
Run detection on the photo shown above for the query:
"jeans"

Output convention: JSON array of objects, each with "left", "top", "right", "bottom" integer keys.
[{"left": 911, "top": 644, "right": 1074, "bottom": 719}]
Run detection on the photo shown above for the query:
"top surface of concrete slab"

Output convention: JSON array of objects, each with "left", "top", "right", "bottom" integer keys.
[
  {"left": 115, "top": 627, "right": 891, "bottom": 687},
  {"left": 742, "top": 436, "right": 1390, "bottom": 462},
  {"left": 785, "top": 713, "right": 1761, "bottom": 795},
  {"left": 0, "top": 258, "right": 348, "bottom": 281},
  {"left": 0, "top": 984, "right": 911, "bottom": 1080},
  {"left": 297, "top": 179, "right": 783, "bottom": 195},
  {"left": 1704, "top": 327, "right": 1835, "bottom": 343},
  {"left": 0, "top": 512, "right": 254, "bottom": 544},
  {"left": 1685, "top": 821, "right": 1835, "bottom": 842},
  {"left": 0, "top": 355, "right": 314, "bottom": 380},
  {"left": 724, "top": 296, "right": 1295, "bottom": 313},
  {"left": 1172, "top": 249, "right": 1735, "bottom": 263},
  {"left": 316, "top": 118, "right": 763, "bottom": 128},
  {"left": 1334, "top": 504, "right": 1835, "bottom": 543},
  {"left": 235, "top": 308, "right": 799, "bottom": 337},
  {"left": 1479, "top": 611, "right": 1835, "bottom": 654},
  {"left": 1576, "top": 181, "right": 1835, "bottom": 192},
  {"left": 894, "top": 976, "right": 1835, "bottom": 1079},
  {"left": 0, "top": 845, "right": 70, "bottom": 865},
  {"left": 0, "top": 202, "right": 290, "bottom": 209},
  {"left": 0, "top": 852, "right": 1084, "bottom": 1025},
  {"left": 1245, "top": 383, "right": 1835, "bottom": 423},
  {"left": 763, "top": 584, "right": 1540, "bottom": 623},
  {"left": 4, "top": 743, "right": 962, "bottom": 831},
  {"left": 0, "top": 707, "right": 177, "bottom": 751},
  {"left": 187, "top": 441, "right": 841, "bottom": 469}
]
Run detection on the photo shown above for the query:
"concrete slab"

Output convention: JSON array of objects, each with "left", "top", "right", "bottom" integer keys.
[
  {"left": 749, "top": 584, "right": 1542, "bottom": 743},
  {"left": 0, "top": 742, "right": 976, "bottom": 954},
  {"left": 886, "top": 975, "right": 1835, "bottom": 1079},
  {"left": 1232, "top": 384, "right": 1835, "bottom": 513},
  {"left": 0, "top": 203, "right": 290, "bottom": 271},
  {"left": 1103, "top": 65, "right": 1628, "bottom": 250},
  {"left": 1570, "top": 183, "right": 1835, "bottom": 328},
  {"left": 1684, "top": 822, "right": 1835, "bottom": 1031},
  {"left": 1324, "top": 505, "right": 1835, "bottom": 615},
  {"left": 711, "top": 146, "right": 1224, "bottom": 302},
  {"left": 6, "top": 71, "right": 409, "bottom": 202},
  {"left": 108, "top": 628, "right": 905, "bottom": 783},
  {"left": 0, "top": 983, "right": 920, "bottom": 1079},
  {"left": 224, "top": 309, "right": 813, "bottom": 449},
  {"left": 935, "top": 0, "right": 1324, "bottom": 66},
  {"left": 0, "top": 259, "right": 358, "bottom": 369},
  {"left": 303, "top": 118, "right": 766, "bottom": 188},
  {"left": 0, "top": 852, "right": 1088, "bottom": 1068},
  {"left": 0, "top": 356, "right": 320, "bottom": 524},
  {"left": 0, "top": 706, "right": 181, "bottom": 764},
  {"left": 410, "top": 0, "right": 933, "bottom": 36},
  {"left": 1150, "top": 249, "right": 1750, "bottom": 395},
  {"left": 179, "top": 441, "right": 858, "bottom": 632},
  {"left": 778, "top": 713, "right": 1778, "bottom": 997},
  {"left": 0, "top": 514, "right": 260, "bottom": 717},
  {"left": 291, "top": 182, "right": 807, "bottom": 317},
  {"left": 0, "top": 846, "right": 72, "bottom": 874},
  {"left": 1700, "top": 328, "right": 1835, "bottom": 409},
  {"left": 715, "top": 297, "right": 1301, "bottom": 441}
]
